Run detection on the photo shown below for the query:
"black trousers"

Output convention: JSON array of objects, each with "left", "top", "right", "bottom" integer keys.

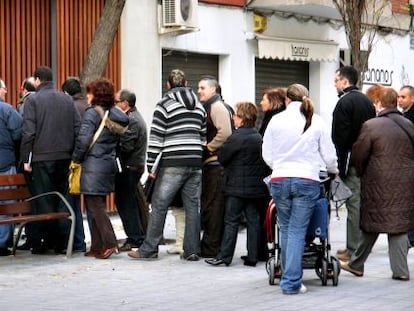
[
  {"left": 26, "top": 159, "right": 71, "bottom": 250},
  {"left": 201, "top": 165, "right": 225, "bottom": 257},
  {"left": 115, "top": 169, "right": 145, "bottom": 244}
]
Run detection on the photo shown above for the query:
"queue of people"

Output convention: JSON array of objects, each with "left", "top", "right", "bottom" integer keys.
[{"left": 1, "top": 65, "right": 414, "bottom": 294}]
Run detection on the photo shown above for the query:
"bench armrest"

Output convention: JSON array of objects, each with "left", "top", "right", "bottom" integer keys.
[{"left": 25, "top": 191, "right": 76, "bottom": 221}]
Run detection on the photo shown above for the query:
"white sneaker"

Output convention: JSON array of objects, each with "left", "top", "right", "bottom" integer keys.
[
  {"left": 282, "top": 283, "right": 307, "bottom": 295},
  {"left": 299, "top": 284, "right": 307, "bottom": 294}
]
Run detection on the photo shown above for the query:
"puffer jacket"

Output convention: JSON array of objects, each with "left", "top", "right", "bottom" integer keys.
[
  {"left": 218, "top": 127, "right": 269, "bottom": 198},
  {"left": 352, "top": 108, "right": 414, "bottom": 233},
  {"left": 72, "top": 105, "right": 129, "bottom": 195}
]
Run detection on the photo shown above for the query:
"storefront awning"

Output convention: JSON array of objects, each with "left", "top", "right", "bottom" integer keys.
[{"left": 257, "top": 35, "right": 338, "bottom": 62}]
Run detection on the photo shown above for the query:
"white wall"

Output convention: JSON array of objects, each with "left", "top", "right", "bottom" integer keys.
[
  {"left": 364, "top": 34, "right": 414, "bottom": 92},
  {"left": 160, "top": 4, "right": 255, "bottom": 108},
  {"left": 120, "top": 0, "right": 161, "bottom": 127}
]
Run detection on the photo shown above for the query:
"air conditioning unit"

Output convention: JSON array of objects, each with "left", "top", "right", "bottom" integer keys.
[{"left": 162, "top": 0, "right": 198, "bottom": 28}]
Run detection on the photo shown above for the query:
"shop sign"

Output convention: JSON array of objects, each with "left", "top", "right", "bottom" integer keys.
[{"left": 363, "top": 68, "right": 394, "bottom": 86}]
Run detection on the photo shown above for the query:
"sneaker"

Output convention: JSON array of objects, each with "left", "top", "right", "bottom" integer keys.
[
  {"left": 282, "top": 283, "right": 307, "bottom": 295},
  {"left": 167, "top": 245, "right": 183, "bottom": 255},
  {"left": 181, "top": 253, "right": 200, "bottom": 261}
]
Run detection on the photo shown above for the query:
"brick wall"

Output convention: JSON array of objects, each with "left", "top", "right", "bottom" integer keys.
[{"left": 392, "top": 0, "right": 411, "bottom": 14}]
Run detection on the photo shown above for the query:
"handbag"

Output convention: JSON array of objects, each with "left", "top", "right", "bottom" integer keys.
[
  {"left": 330, "top": 176, "right": 352, "bottom": 206},
  {"left": 68, "top": 110, "right": 109, "bottom": 195}
]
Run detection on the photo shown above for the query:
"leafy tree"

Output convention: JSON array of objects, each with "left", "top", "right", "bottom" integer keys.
[{"left": 80, "top": 0, "right": 126, "bottom": 84}]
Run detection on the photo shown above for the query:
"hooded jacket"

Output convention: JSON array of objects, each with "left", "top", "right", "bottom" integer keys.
[{"left": 147, "top": 87, "right": 206, "bottom": 172}]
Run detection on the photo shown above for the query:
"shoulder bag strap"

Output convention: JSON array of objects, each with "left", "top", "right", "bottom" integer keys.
[
  {"left": 87, "top": 110, "right": 109, "bottom": 154},
  {"left": 385, "top": 114, "right": 414, "bottom": 146}
]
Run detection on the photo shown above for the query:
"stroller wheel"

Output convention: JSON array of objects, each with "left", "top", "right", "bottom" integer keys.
[
  {"left": 331, "top": 256, "right": 340, "bottom": 286},
  {"left": 315, "top": 258, "right": 322, "bottom": 279},
  {"left": 321, "top": 258, "right": 328, "bottom": 286},
  {"left": 268, "top": 257, "right": 276, "bottom": 285}
]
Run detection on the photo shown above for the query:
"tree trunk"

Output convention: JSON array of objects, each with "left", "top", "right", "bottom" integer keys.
[
  {"left": 80, "top": 0, "right": 126, "bottom": 85},
  {"left": 333, "top": 0, "right": 366, "bottom": 88}
]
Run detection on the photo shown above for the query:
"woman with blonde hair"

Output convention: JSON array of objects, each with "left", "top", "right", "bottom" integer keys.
[{"left": 262, "top": 84, "right": 338, "bottom": 294}]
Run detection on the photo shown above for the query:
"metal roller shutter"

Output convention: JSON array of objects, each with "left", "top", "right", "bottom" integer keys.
[
  {"left": 162, "top": 49, "right": 219, "bottom": 95},
  {"left": 255, "top": 58, "right": 309, "bottom": 127}
]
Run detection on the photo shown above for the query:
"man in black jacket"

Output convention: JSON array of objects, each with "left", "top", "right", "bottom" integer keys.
[
  {"left": 332, "top": 66, "right": 376, "bottom": 262},
  {"left": 114, "top": 89, "right": 147, "bottom": 251},
  {"left": 20, "top": 66, "right": 81, "bottom": 254}
]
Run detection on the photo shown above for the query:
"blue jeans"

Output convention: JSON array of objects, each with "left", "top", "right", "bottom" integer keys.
[
  {"left": 69, "top": 195, "right": 86, "bottom": 251},
  {"left": 270, "top": 178, "right": 320, "bottom": 294},
  {"left": 139, "top": 167, "right": 202, "bottom": 257},
  {"left": 218, "top": 196, "right": 260, "bottom": 264},
  {"left": 0, "top": 166, "right": 16, "bottom": 248}
]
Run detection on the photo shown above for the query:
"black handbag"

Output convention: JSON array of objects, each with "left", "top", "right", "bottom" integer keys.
[{"left": 143, "top": 152, "right": 162, "bottom": 203}]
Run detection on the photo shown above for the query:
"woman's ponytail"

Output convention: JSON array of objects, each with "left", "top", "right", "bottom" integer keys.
[{"left": 286, "top": 84, "right": 314, "bottom": 133}]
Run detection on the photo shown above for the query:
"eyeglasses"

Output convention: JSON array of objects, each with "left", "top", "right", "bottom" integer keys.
[{"left": 115, "top": 99, "right": 123, "bottom": 103}]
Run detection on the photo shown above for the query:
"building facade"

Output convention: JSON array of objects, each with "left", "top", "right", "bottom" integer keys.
[
  {"left": 1, "top": 0, "right": 413, "bottom": 128},
  {"left": 122, "top": 0, "right": 414, "bottom": 126}
]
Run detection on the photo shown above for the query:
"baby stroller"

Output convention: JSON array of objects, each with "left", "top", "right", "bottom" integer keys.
[{"left": 265, "top": 173, "right": 340, "bottom": 286}]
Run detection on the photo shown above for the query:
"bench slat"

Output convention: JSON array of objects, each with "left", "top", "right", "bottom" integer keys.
[
  {"left": 0, "top": 173, "right": 76, "bottom": 257},
  {"left": 0, "top": 188, "right": 31, "bottom": 201},
  {"left": 0, "top": 212, "right": 70, "bottom": 225},
  {"left": 0, "top": 174, "right": 27, "bottom": 186},
  {"left": 0, "top": 202, "right": 32, "bottom": 215}
]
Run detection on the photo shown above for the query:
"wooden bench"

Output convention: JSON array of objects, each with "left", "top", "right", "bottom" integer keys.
[{"left": 0, "top": 173, "right": 75, "bottom": 257}]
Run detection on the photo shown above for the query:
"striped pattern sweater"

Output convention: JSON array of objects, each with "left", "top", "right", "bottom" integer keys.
[{"left": 147, "top": 87, "right": 207, "bottom": 171}]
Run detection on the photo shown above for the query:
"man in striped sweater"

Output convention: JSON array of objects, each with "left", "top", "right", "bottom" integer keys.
[{"left": 128, "top": 69, "right": 206, "bottom": 261}]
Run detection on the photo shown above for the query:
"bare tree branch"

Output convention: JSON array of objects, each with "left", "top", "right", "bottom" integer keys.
[{"left": 333, "top": 0, "right": 388, "bottom": 88}]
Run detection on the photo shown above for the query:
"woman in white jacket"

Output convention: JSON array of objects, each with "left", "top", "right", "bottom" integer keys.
[{"left": 262, "top": 84, "right": 338, "bottom": 294}]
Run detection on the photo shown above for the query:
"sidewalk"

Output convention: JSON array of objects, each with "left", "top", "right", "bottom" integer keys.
[{"left": 0, "top": 208, "right": 413, "bottom": 310}]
